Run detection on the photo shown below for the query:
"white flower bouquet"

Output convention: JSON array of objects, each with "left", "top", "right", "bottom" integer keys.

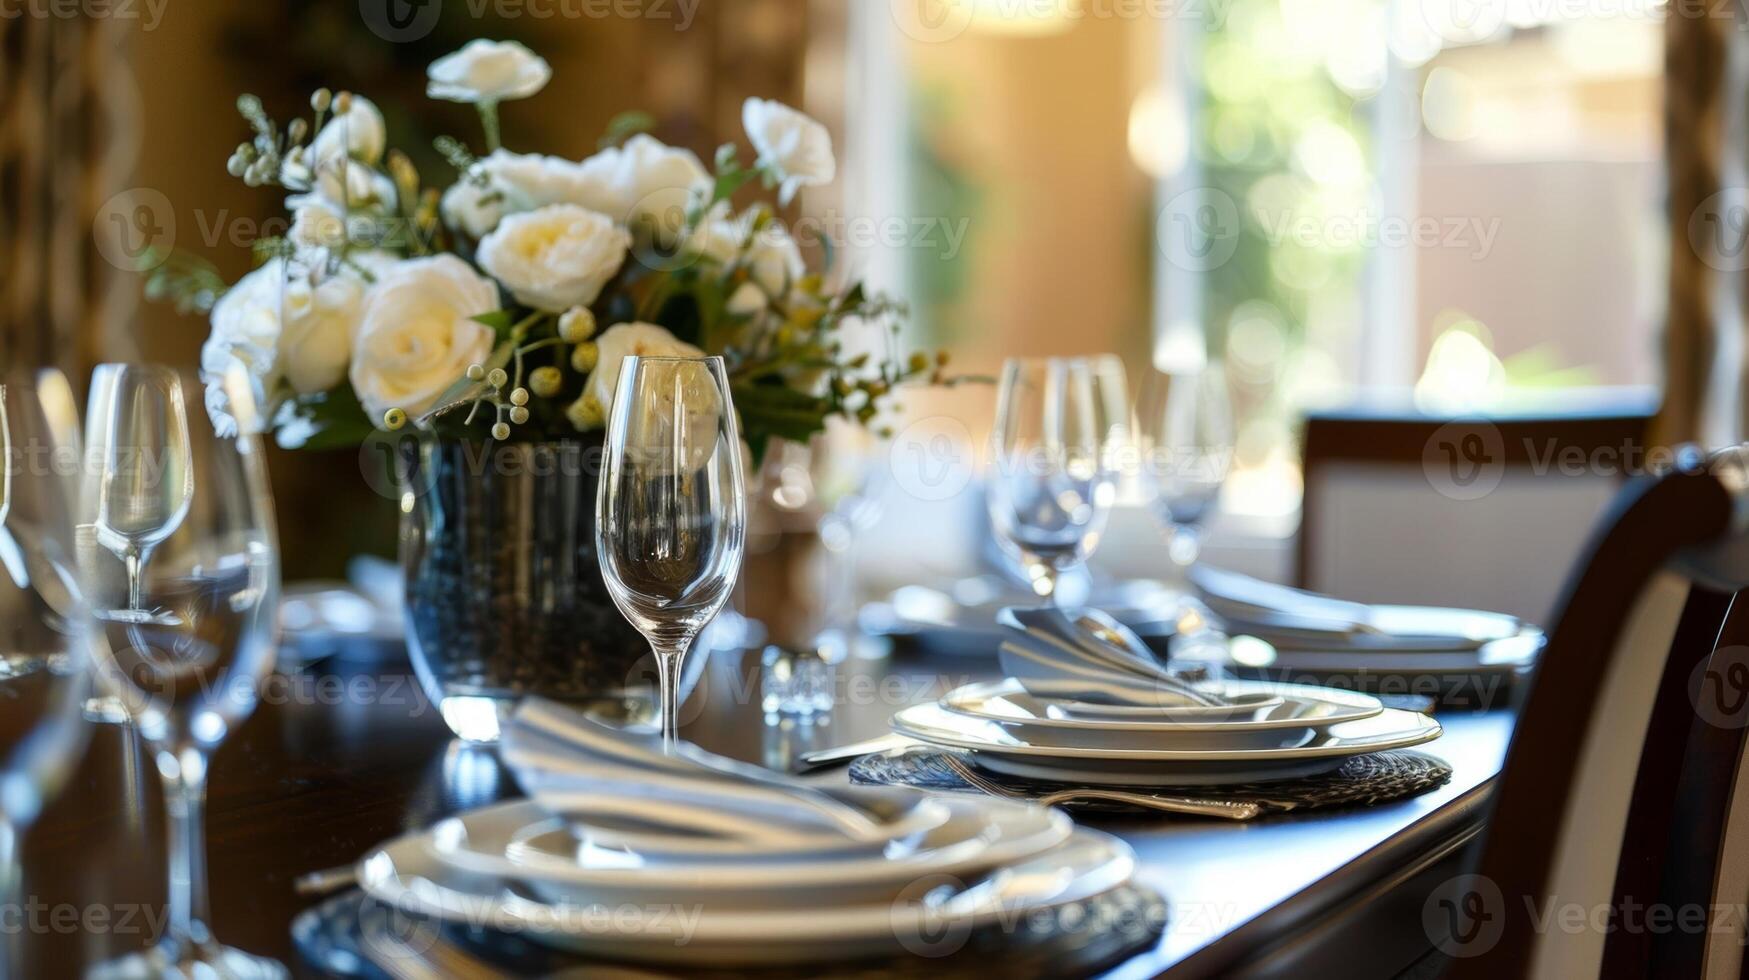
[{"left": 156, "top": 40, "right": 953, "bottom": 459}]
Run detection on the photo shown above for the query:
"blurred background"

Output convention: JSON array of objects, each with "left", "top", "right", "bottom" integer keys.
[{"left": 0, "top": 0, "right": 1710, "bottom": 624}]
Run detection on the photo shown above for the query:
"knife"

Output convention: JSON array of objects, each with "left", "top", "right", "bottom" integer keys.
[{"left": 793, "top": 733, "right": 915, "bottom": 772}]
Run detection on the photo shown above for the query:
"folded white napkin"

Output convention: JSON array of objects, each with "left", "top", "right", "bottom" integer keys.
[
  {"left": 995, "top": 606, "right": 1227, "bottom": 707},
  {"left": 1189, "top": 565, "right": 1515, "bottom": 652},
  {"left": 501, "top": 698, "right": 894, "bottom": 846},
  {"left": 1189, "top": 564, "right": 1373, "bottom": 632}
]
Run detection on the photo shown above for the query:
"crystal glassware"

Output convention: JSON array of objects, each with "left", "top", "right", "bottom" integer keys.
[
  {"left": 986, "top": 355, "right": 1129, "bottom": 602},
  {"left": 596, "top": 355, "right": 748, "bottom": 750},
  {"left": 80, "top": 364, "right": 286, "bottom": 979},
  {"left": 1137, "top": 365, "right": 1233, "bottom": 567},
  {"left": 0, "top": 371, "right": 93, "bottom": 974}
]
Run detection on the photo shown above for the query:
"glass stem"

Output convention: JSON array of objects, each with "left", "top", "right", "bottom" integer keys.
[
  {"left": 126, "top": 546, "right": 143, "bottom": 611},
  {"left": 0, "top": 818, "right": 18, "bottom": 976},
  {"left": 158, "top": 745, "right": 211, "bottom": 955},
  {"left": 651, "top": 637, "right": 690, "bottom": 753}
]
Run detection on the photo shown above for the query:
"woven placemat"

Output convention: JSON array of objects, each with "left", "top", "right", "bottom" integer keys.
[
  {"left": 850, "top": 749, "right": 1452, "bottom": 817},
  {"left": 293, "top": 883, "right": 1167, "bottom": 979}
]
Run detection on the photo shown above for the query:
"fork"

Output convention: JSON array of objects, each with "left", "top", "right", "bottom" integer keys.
[{"left": 939, "top": 754, "right": 1264, "bottom": 820}]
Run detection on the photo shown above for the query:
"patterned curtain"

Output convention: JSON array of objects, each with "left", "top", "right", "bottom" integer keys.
[{"left": 0, "top": 16, "right": 136, "bottom": 379}]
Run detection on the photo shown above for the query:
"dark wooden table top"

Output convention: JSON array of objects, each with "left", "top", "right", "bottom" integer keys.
[{"left": 18, "top": 650, "right": 1515, "bottom": 978}]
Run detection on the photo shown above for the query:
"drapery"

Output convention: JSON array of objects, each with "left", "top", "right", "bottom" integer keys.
[
  {"left": 1657, "top": 8, "right": 1749, "bottom": 450},
  {"left": 0, "top": 16, "right": 137, "bottom": 377}
]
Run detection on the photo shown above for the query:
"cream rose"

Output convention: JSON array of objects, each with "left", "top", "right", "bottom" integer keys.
[
  {"left": 427, "top": 40, "right": 551, "bottom": 104},
  {"left": 476, "top": 204, "right": 629, "bottom": 311},
  {"left": 611, "top": 134, "right": 708, "bottom": 239},
  {"left": 586, "top": 321, "right": 706, "bottom": 419},
  {"left": 742, "top": 98, "right": 835, "bottom": 205},
  {"left": 202, "top": 258, "right": 367, "bottom": 432},
  {"left": 350, "top": 255, "right": 500, "bottom": 420},
  {"left": 686, "top": 205, "right": 805, "bottom": 313}
]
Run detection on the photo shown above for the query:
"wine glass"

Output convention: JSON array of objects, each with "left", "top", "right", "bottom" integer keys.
[
  {"left": 1137, "top": 364, "right": 1234, "bottom": 664},
  {"left": 986, "top": 356, "right": 1129, "bottom": 603},
  {"left": 86, "top": 363, "right": 194, "bottom": 624},
  {"left": 0, "top": 371, "right": 94, "bottom": 974},
  {"left": 596, "top": 355, "right": 747, "bottom": 750},
  {"left": 1137, "top": 365, "right": 1233, "bottom": 567},
  {"left": 80, "top": 364, "right": 285, "bottom": 979}
]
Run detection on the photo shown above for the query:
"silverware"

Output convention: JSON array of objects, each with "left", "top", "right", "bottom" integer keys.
[
  {"left": 294, "top": 863, "right": 358, "bottom": 897},
  {"left": 791, "top": 733, "right": 915, "bottom": 772},
  {"left": 939, "top": 753, "right": 1264, "bottom": 820}
]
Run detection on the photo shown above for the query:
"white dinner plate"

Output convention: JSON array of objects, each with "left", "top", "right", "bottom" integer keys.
[
  {"left": 425, "top": 797, "right": 1071, "bottom": 910},
  {"left": 938, "top": 680, "right": 1384, "bottom": 751},
  {"left": 357, "top": 810, "right": 1134, "bottom": 966},
  {"left": 892, "top": 702, "right": 1442, "bottom": 785}
]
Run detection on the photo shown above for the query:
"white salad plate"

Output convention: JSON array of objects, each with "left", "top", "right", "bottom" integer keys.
[
  {"left": 357, "top": 802, "right": 1133, "bottom": 965},
  {"left": 423, "top": 797, "right": 1071, "bottom": 909},
  {"left": 892, "top": 702, "right": 1442, "bottom": 785},
  {"left": 938, "top": 679, "right": 1384, "bottom": 751}
]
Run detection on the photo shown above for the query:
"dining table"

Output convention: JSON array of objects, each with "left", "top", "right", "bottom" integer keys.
[{"left": 18, "top": 644, "right": 1516, "bottom": 978}]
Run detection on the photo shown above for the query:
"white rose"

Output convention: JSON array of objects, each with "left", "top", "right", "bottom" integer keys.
[
  {"left": 288, "top": 161, "right": 397, "bottom": 214},
  {"left": 612, "top": 134, "right": 708, "bottom": 239},
  {"left": 310, "top": 95, "right": 386, "bottom": 167},
  {"left": 586, "top": 322, "right": 707, "bottom": 419},
  {"left": 427, "top": 40, "right": 551, "bottom": 104},
  {"left": 489, "top": 149, "right": 618, "bottom": 215},
  {"left": 202, "top": 260, "right": 285, "bottom": 414},
  {"left": 350, "top": 255, "right": 500, "bottom": 420},
  {"left": 686, "top": 205, "right": 805, "bottom": 312},
  {"left": 685, "top": 202, "right": 746, "bottom": 267},
  {"left": 279, "top": 271, "right": 365, "bottom": 394},
  {"left": 745, "top": 220, "right": 806, "bottom": 299},
  {"left": 291, "top": 200, "right": 347, "bottom": 250},
  {"left": 476, "top": 204, "right": 630, "bottom": 311},
  {"left": 202, "top": 258, "right": 366, "bottom": 417},
  {"left": 742, "top": 98, "right": 835, "bottom": 205},
  {"left": 440, "top": 177, "right": 517, "bottom": 239}
]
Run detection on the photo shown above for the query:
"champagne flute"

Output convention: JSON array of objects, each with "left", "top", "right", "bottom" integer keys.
[
  {"left": 0, "top": 372, "right": 93, "bottom": 975},
  {"left": 986, "top": 356, "right": 1129, "bottom": 603},
  {"left": 596, "top": 355, "right": 747, "bottom": 750},
  {"left": 82, "top": 364, "right": 285, "bottom": 979},
  {"left": 1137, "top": 365, "right": 1233, "bottom": 567},
  {"left": 86, "top": 364, "right": 194, "bottom": 624}
]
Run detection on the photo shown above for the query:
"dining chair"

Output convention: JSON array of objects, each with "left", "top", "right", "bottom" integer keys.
[
  {"left": 1453, "top": 444, "right": 1749, "bottom": 977},
  {"left": 1297, "top": 395, "right": 1655, "bottom": 624}
]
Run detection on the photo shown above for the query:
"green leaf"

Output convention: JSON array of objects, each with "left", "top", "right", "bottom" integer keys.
[
  {"left": 732, "top": 381, "right": 831, "bottom": 464},
  {"left": 471, "top": 310, "right": 515, "bottom": 332},
  {"left": 599, "top": 111, "right": 656, "bottom": 150}
]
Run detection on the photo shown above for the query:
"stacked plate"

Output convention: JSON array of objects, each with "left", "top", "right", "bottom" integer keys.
[
  {"left": 1190, "top": 565, "right": 1543, "bottom": 705},
  {"left": 882, "top": 604, "right": 1441, "bottom": 786},
  {"left": 893, "top": 678, "right": 1440, "bottom": 786},
  {"left": 355, "top": 700, "right": 1142, "bottom": 966}
]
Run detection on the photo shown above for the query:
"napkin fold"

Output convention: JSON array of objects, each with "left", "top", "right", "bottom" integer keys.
[
  {"left": 502, "top": 698, "right": 892, "bottom": 844},
  {"left": 1189, "top": 564, "right": 1515, "bottom": 652},
  {"left": 994, "top": 606, "right": 1226, "bottom": 707},
  {"left": 1188, "top": 564, "right": 1374, "bottom": 632}
]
